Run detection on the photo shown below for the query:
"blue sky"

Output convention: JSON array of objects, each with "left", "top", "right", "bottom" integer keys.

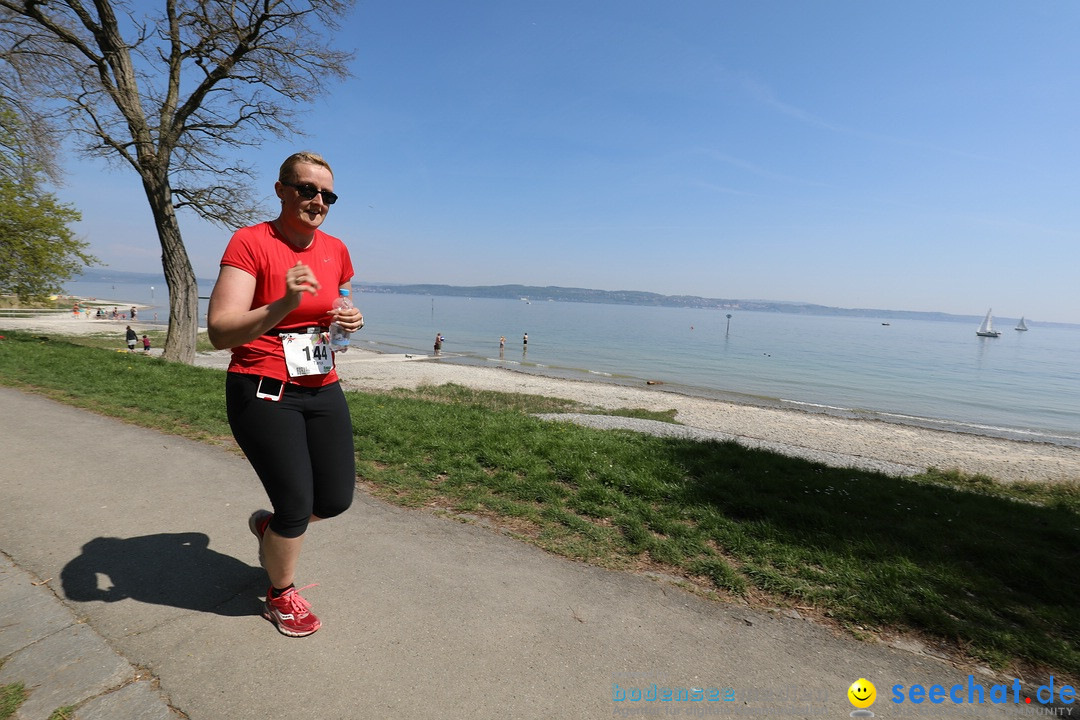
[{"left": 61, "top": 1, "right": 1080, "bottom": 322}]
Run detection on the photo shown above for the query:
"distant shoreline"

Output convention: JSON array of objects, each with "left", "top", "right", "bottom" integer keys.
[{"left": 69, "top": 268, "right": 1079, "bottom": 328}]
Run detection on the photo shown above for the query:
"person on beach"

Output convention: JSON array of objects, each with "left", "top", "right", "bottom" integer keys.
[
  {"left": 523, "top": 332, "right": 528, "bottom": 347},
  {"left": 142, "top": 335, "right": 151, "bottom": 353},
  {"left": 434, "top": 333, "right": 443, "bottom": 355},
  {"left": 131, "top": 307, "right": 137, "bottom": 321},
  {"left": 125, "top": 326, "right": 137, "bottom": 352},
  {"left": 207, "top": 151, "right": 363, "bottom": 638},
  {"left": 499, "top": 336, "right": 505, "bottom": 349}
]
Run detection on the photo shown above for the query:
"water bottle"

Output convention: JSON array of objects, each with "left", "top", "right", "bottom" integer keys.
[{"left": 329, "top": 289, "right": 352, "bottom": 353}]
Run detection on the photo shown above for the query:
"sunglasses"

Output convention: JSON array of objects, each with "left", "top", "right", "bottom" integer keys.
[{"left": 283, "top": 182, "right": 338, "bottom": 205}]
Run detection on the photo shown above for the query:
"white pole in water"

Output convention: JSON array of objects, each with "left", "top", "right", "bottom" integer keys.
[{"left": 150, "top": 286, "right": 155, "bottom": 300}]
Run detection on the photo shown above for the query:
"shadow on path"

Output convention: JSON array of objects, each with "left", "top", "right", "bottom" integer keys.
[{"left": 61, "top": 532, "right": 264, "bottom": 616}]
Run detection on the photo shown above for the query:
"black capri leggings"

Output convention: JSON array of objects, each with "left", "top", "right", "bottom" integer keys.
[{"left": 226, "top": 373, "right": 355, "bottom": 538}]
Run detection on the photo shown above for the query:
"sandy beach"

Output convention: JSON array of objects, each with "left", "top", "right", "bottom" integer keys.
[{"left": 4, "top": 310, "right": 1079, "bottom": 484}]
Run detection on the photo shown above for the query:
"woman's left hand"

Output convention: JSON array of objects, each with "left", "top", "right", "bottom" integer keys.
[{"left": 331, "top": 305, "right": 365, "bottom": 332}]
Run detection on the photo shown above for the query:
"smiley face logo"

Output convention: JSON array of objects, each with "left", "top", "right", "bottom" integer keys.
[{"left": 848, "top": 678, "right": 877, "bottom": 709}]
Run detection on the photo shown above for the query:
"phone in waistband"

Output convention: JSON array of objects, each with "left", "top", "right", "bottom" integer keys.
[{"left": 255, "top": 376, "right": 285, "bottom": 401}]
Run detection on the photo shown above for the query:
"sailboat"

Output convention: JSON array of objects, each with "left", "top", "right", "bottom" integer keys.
[
  {"left": 976, "top": 309, "right": 1002, "bottom": 337},
  {"left": 1015, "top": 316, "right": 1028, "bottom": 331}
]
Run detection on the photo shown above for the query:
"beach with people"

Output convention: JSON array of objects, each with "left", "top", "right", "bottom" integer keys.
[{"left": 2, "top": 306, "right": 1078, "bottom": 485}]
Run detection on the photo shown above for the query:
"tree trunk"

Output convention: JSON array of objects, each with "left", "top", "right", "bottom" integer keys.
[{"left": 141, "top": 171, "right": 198, "bottom": 364}]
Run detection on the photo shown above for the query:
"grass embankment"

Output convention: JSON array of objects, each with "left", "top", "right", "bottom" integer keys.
[
  {"left": 0, "top": 296, "right": 68, "bottom": 309},
  {"left": 1, "top": 330, "right": 1077, "bottom": 678}
]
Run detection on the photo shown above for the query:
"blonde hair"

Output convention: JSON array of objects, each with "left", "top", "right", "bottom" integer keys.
[{"left": 278, "top": 152, "right": 333, "bottom": 184}]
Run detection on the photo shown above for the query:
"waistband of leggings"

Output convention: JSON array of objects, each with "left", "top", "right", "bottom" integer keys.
[
  {"left": 229, "top": 372, "right": 338, "bottom": 393},
  {"left": 263, "top": 326, "right": 329, "bottom": 336}
]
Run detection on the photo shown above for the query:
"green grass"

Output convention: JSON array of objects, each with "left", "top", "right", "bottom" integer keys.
[
  {"left": 35, "top": 328, "right": 217, "bottom": 354},
  {"left": 0, "top": 295, "right": 70, "bottom": 309},
  {"left": 2, "top": 330, "right": 1078, "bottom": 678},
  {"left": 0, "top": 681, "right": 79, "bottom": 720},
  {"left": 384, "top": 382, "right": 679, "bottom": 423},
  {"left": 0, "top": 682, "right": 26, "bottom": 720},
  {"left": 0, "top": 332, "right": 230, "bottom": 441},
  {"left": 0, "top": 680, "right": 75, "bottom": 720}
]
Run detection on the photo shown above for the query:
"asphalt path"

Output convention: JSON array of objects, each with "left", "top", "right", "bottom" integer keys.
[{"left": 0, "top": 387, "right": 1046, "bottom": 719}]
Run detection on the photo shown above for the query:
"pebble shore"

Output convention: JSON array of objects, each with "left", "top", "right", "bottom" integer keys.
[{"left": 328, "top": 348, "right": 1080, "bottom": 484}]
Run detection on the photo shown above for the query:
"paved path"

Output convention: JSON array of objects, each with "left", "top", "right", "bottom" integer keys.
[{"left": 0, "top": 387, "right": 1040, "bottom": 719}]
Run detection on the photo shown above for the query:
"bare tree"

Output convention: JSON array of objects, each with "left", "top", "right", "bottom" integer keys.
[
  {"left": 0, "top": 0, "right": 354, "bottom": 363},
  {"left": 0, "top": 86, "right": 61, "bottom": 184}
]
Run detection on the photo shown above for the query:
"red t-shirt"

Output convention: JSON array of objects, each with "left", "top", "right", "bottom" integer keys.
[{"left": 220, "top": 221, "right": 354, "bottom": 387}]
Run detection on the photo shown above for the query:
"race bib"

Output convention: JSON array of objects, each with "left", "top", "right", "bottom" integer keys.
[{"left": 282, "top": 332, "right": 333, "bottom": 377}]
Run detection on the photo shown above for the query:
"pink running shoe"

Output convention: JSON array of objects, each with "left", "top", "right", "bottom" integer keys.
[
  {"left": 263, "top": 584, "right": 321, "bottom": 637},
  {"left": 248, "top": 510, "right": 272, "bottom": 569}
]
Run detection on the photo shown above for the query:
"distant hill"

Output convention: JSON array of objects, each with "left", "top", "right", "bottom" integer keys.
[
  {"left": 74, "top": 267, "right": 217, "bottom": 287},
  {"left": 74, "top": 268, "right": 1070, "bottom": 327},
  {"left": 361, "top": 282, "right": 987, "bottom": 324}
]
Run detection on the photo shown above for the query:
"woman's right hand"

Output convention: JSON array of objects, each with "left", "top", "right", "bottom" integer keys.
[{"left": 283, "top": 261, "right": 321, "bottom": 307}]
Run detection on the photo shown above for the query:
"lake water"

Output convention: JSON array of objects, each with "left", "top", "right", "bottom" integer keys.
[{"left": 64, "top": 279, "right": 1080, "bottom": 448}]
